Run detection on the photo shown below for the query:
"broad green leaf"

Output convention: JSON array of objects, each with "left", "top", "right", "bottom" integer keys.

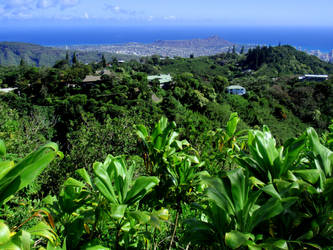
[
  {"left": 94, "top": 177, "right": 117, "bottom": 204},
  {"left": 63, "top": 178, "right": 86, "bottom": 188},
  {"left": 297, "top": 230, "right": 314, "bottom": 241},
  {"left": 128, "top": 211, "right": 150, "bottom": 224},
  {"left": 42, "top": 195, "right": 57, "bottom": 206},
  {"left": 0, "top": 161, "right": 14, "bottom": 182},
  {"left": 280, "top": 136, "right": 306, "bottom": 175},
  {"left": 93, "top": 162, "right": 118, "bottom": 204},
  {"left": 249, "top": 176, "right": 265, "bottom": 188},
  {"left": 158, "top": 117, "right": 168, "bottom": 132},
  {"left": 225, "top": 231, "right": 249, "bottom": 249},
  {"left": 262, "top": 184, "right": 281, "bottom": 199},
  {"left": 0, "top": 220, "right": 10, "bottom": 245},
  {"left": 250, "top": 198, "right": 283, "bottom": 231},
  {"left": 227, "top": 168, "right": 248, "bottom": 212},
  {"left": 76, "top": 168, "right": 92, "bottom": 187},
  {"left": 293, "top": 169, "right": 320, "bottom": 184},
  {"left": 307, "top": 127, "right": 333, "bottom": 177},
  {"left": 0, "top": 241, "right": 20, "bottom": 250},
  {"left": 167, "top": 131, "right": 179, "bottom": 146},
  {"left": 124, "top": 176, "right": 159, "bottom": 205},
  {"left": 226, "top": 113, "right": 240, "bottom": 137},
  {"left": 0, "top": 143, "right": 61, "bottom": 205},
  {"left": 154, "top": 208, "right": 169, "bottom": 221},
  {"left": 110, "top": 204, "right": 127, "bottom": 219},
  {"left": 136, "top": 124, "right": 148, "bottom": 140},
  {"left": 121, "top": 222, "right": 131, "bottom": 232},
  {"left": 84, "top": 245, "right": 109, "bottom": 250},
  {"left": 272, "top": 240, "right": 288, "bottom": 250},
  {"left": 0, "top": 140, "right": 6, "bottom": 158},
  {"left": 20, "top": 230, "right": 31, "bottom": 250},
  {"left": 259, "top": 239, "right": 288, "bottom": 250},
  {"left": 27, "top": 222, "right": 57, "bottom": 244},
  {"left": 201, "top": 175, "right": 235, "bottom": 215}
]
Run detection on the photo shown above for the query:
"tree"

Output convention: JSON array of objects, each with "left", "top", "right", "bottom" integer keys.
[
  {"left": 101, "top": 54, "right": 107, "bottom": 68},
  {"left": 240, "top": 46, "right": 244, "bottom": 54},
  {"left": 19, "top": 58, "right": 26, "bottom": 67},
  {"left": 72, "top": 52, "right": 78, "bottom": 65},
  {"left": 65, "top": 51, "right": 69, "bottom": 63},
  {"left": 232, "top": 45, "right": 236, "bottom": 54}
]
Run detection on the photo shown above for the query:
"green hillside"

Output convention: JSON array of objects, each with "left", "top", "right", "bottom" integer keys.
[
  {"left": 0, "top": 42, "right": 137, "bottom": 66},
  {"left": 0, "top": 45, "right": 332, "bottom": 249},
  {"left": 243, "top": 45, "right": 333, "bottom": 75}
]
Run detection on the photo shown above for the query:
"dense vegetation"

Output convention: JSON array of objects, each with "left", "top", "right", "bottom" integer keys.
[{"left": 0, "top": 45, "right": 332, "bottom": 249}]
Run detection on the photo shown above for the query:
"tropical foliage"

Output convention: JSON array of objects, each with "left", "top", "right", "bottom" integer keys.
[{"left": 0, "top": 44, "right": 333, "bottom": 249}]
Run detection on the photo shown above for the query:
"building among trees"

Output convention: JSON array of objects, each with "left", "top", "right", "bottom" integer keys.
[
  {"left": 225, "top": 85, "right": 246, "bottom": 95},
  {"left": 298, "top": 74, "right": 328, "bottom": 81}
]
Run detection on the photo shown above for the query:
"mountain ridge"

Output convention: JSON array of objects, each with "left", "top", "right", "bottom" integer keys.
[{"left": 0, "top": 42, "right": 137, "bottom": 67}]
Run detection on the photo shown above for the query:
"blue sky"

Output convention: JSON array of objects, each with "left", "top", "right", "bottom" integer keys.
[{"left": 0, "top": 0, "right": 332, "bottom": 27}]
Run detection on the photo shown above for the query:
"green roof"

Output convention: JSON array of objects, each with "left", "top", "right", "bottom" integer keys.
[{"left": 148, "top": 74, "right": 172, "bottom": 84}]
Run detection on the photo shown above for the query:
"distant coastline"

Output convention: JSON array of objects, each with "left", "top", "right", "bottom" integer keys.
[{"left": 0, "top": 26, "right": 332, "bottom": 52}]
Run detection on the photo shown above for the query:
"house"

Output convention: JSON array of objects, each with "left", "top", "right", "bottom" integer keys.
[
  {"left": 0, "top": 87, "right": 17, "bottom": 93},
  {"left": 81, "top": 75, "right": 102, "bottom": 87},
  {"left": 147, "top": 74, "right": 173, "bottom": 89},
  {"left": 298, "top": 74, "right": 328, "bottom": 81},
  {"left": 82, "top": 75, "right": 101, "bottom": 83},
  {"left": 96, "top": 69, "right": 112, "bottom": 76},
  {"left": 226, "top": 85, "right": 246, "bottom": 95}
]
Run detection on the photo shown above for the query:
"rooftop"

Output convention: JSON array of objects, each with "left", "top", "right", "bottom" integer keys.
[
  {"left": 147, "top": 74, "right": 172, "bottom": 84},
  {"left": 0, "top": 87, "right": 17, "bottom": 93},
  {"left": 82, "top": 75, "right": 101, "bottom": 82},
  {"left": 304, "top": 74, "right": 328, "bottom": 78},
  {"left": 226, "top": 85, "right": 245, "bottom": 90}
]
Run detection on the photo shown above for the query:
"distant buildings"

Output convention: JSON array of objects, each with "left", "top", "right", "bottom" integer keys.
[
  {"left": 226, "top": 85, "right": 246, "bottom": 95},
  {"left": 298, "top": 74, "right": 328, "bottom": 81}
]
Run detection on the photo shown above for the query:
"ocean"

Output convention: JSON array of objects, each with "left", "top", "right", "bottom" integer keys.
[{"left": 0, "top": 26, "right": 332, "bottom": 52}]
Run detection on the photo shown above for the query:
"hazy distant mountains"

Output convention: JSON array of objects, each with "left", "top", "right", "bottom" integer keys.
[
  {"left": 0, "top": 37, "right": 236, "bottom": 66},
  {"left": 0, "top": 42, "right": 137, "bottom": 67},
  {"left": 0, "top": 42, "right": 65, "bottom": 66},
  {"left": 1, "top": 36, "right": 330, "bottom": 67},
  {"left": 152, "top": 35, "right": 233, "bottom": 48}
]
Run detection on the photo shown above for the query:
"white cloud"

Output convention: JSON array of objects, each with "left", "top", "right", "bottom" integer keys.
[
  {"left": 113, "top": 5, "right": 120, "bottom": 12},
  {"left": 105, "top": 4, "right": 137, "bottom": 16},
  {"left": 105, "top": 4, "right": 118, "bottom": 12},
  {"left": 37, "top": 0, "right": 54, "bottom": 8},
  {"left": 2, "top": 0, "right": 35, "bottom": 12},
  {"left": 84, "top": 12, "right": 89, "bottom": 19},
  {"left": 164, "top": 16, "right": 176, "bottom": 20},
  {"left": 59, "top": 0, "right": 79, "bottom": 9},
  {"left": 0, "top": 0, "right": 80, "bottom": 19}
]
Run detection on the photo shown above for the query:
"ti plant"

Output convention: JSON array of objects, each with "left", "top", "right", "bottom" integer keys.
[
  {"left": 185, "top": 168, "right": 288, "bottom": 249},
  {"left": 136, "top": 117, "right": 205, "bottom": 204},
  {"left": 44, "top": 154, "right": 166, "bottom": 249},
  {"left": 203, "top": 112, "right": 248, "bottom": 173},
  {"left": 237, "top": 126, "right": 333, "bottom": 248},
  {"left": 136, "top": 117, "right": 205, "bottom": 249},
  {"left": 0, "top": 139, "right": 63, "bottom": 249},
  {"left": 136, "top": 116, "right": 194, "bottom": 176}
]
